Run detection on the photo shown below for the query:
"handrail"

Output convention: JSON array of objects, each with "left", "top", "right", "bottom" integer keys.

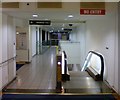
[
  {"left": 61, "top": 41, "right": 80, "bottom": 43},
  {"left": 0, "top": 56, "right": 16, "bottom": 66},
  {"left": 89, "top": 51, "right": 104, "bottom": 80},
  {"left": 85, "top": 51, "right": 104, "bottom": 81}
]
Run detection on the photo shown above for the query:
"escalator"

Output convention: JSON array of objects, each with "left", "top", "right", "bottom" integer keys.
[{"left": 2, "top": 48, "right": 117, "bottom": 100}]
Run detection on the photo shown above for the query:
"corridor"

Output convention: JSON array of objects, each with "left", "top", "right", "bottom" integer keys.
[
  {"left": 5, "top": 47, "right": 56, "bottom": 92},
  {"left": 3, "top": 47, "right": 114, "bottom": 95}
]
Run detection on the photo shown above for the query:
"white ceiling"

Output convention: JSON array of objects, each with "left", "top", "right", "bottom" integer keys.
[
  {"left": 3, "top": 8, "right": 83, "bottom": 32},
  {"left": 3, "top": 2, "right": 81, "bottom": 31},
  {"left": 2, "top": 2, "right": 111, "bottom": 32}
]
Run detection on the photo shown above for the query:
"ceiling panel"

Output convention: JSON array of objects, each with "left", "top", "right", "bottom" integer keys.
[
  {"left": 2, "top": 2, "right": 19, "bottom": 8},
  {"left": 37, "top": 2, "right": 62, "bottom": 8}
]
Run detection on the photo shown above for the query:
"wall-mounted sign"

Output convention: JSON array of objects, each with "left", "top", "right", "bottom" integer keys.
[
  {"left": 29, "top": 20, "right": 51, "bottom": 25},
  {"left": 64, "top": 29, "right": 72, "bottom": 31},
  {"left": 80, "top": 9, "right": 105, "bottom": 15},
  {"left": 80, "top": 2, "right": 105, "bottom": 15}
]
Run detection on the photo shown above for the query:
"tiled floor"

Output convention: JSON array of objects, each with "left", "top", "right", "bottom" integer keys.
[
  {"left": 62, "top": 71, "right": 113, "bottom": 93},
  {"left": 6, "top": 47, "right": 56, "bottom": 90}
]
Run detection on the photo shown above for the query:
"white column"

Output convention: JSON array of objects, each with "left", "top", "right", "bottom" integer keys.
[
  {"left": 2, "top": 14, "right": 8, "bottom": 88},
  {"left": 48, "top": 32, "right": 50, "bottom": 40},
  {"left": 0, "top": 14, "right": 16, "bottom": 90},
  {"left": 118, "top": 2, "right": 120, "bottom": 95},
  {"left": 7, "top": 16, "right": 16, "bottom": 83},
  {"left": 39, "top": 27, "right": 42, "bottom": 53},
  {"left": 36, "top": 26, "right": 40, "bottom": 54},
  {"left": 28, "top": 25, "right": 32, "bottom": 62},
  {"left": 0, "top": 10, "right": 1, "bottom": 96},
  {"left": 45, "top": 31, "right": 47, "bottom": 41},
  {"left": 0, "top": 9, "right": 2, "bottom": 91}
]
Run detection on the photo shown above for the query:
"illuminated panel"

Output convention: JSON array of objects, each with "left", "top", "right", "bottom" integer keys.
[
  {"left": 89, "top": 54, "right": 101, "bottom": 75},
  {"left": 56, "top": 55, "right": 62, "bottom": 82},
  {"left": 81, "top": 52, "right": 92, "bottom": 71},
  {"left": 80, "top": 2, "right": 105, "bottom": 15},
  {"left": 37, "top": 2, "right": 62, "bottom": 8},
  {"left": 62, "top": 52, "right": 65, "bottom": 74}
]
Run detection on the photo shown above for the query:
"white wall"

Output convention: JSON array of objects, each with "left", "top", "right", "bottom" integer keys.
[
  {"left": 85, "top": 3, "right": 118, "bottom": 92},
  {"left": 76, "top": 24, "right": 86, "bottom": 67},
  {"left": 0, "top": 14, "right": 16, "bottom": 89},
  {"left": 0, "top": 11, "right": 2, "bottom": 91},
  {"left": 16, "top": 27, "right": 29, "bottom": 62},
  {"left": 14, "top": 18, "right": 28, "bottom": 28},
  {"left": 7, "top": 16, "right": 16, "bottom": 59},
  {"left": 15, "top": 18, "right": 29, "bottom": 62},
  {"left": 69, "top": 28, "right": 77, "bottom": 42},
  {"left": 16, "top": 50, "right": 29, "bottom": 62},
  {"left": 118, "top": 2, "right": 120, "bottom": 94},
  {"left": 36, "top": 27, "right": 40, "bottom": 54},
  {"left": 29, "top": 26, "right": 37, "bottom": 58},
  {"left": 69, "top": 3, "right": 118, "bottom": 93},
  {"left": 86, "top": 18, "right": 116, "bottom": 84},
  {"left": 31, "top": 26, "right": 37, "bottom": 56},
  {"left": 2, "top": 14, "right": 8, "bottom": 62},
  {"left": 60, "top": 41, "right": 81, "bottom": 64},
  {"left": 69, "top": 23, "right": 86, "bottom": 68},
  {"left": 1, "top": 14, "right": 8, "bottom": 89}
]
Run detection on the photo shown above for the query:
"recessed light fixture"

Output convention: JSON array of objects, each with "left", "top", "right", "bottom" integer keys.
[
  {"left": 32, "top": 14, "right": 38, "bottom": 18},
  {"left": 50, "top": 30, "right": 53, "bottom": 33},
  {"left": 62, "top": 28, "right": 64, "bottom": 30},
  {"left": 68, "top": 14, "right": 74, "bottom": 18},
  {"left": 16, "top": 32, "right": 19, "bottom": 34},
  {"left": 45, "top": 19, "right": 49, "bottom": 20}
]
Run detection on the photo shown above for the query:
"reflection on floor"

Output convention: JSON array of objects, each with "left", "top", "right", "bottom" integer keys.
[
  {"left": 62, "top": 63, "right": 114, "bottom": 94},
  {"left": 62, "top": 71, "right": 113, "bottom": 93},
  {"left": 3, "top": 47, "right": 114, "bottom": 95},
  {"left": 6, "top": 47, "right": 56, "bottom": 90}
]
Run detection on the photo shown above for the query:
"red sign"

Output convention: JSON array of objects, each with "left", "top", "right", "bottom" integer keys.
[{"left": 80, "top": 9, "right": 105, "bottom": 15}]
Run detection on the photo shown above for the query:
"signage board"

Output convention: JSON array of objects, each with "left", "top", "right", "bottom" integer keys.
[
  {"left": 80, "top": 9, "right": 105, "bottom": 15},
  {"left": 29, "top": 20, "right": 51, "bottom": 25},
  {"left": 80, "top": 2, "right": 105, "bottom": 15},
  {"left": 64, "top": 29, "right": 72, "bottom": 31}
]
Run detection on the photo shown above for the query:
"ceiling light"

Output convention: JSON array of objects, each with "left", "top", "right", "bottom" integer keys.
[
  {"left": 50, "top": 30, "right": 53, "bottom": 33},
  {"left": 16, "top": 32, "right": 19, "bottom": 34},
  {"left": 32, "top": 14, "right": 38, "bottom": 18},
  {"left": 45, "top": 19, "right": 49, "bottom": 20},
  {"left": 68, "top": 14, "right": 74, "bottom": 18}
]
